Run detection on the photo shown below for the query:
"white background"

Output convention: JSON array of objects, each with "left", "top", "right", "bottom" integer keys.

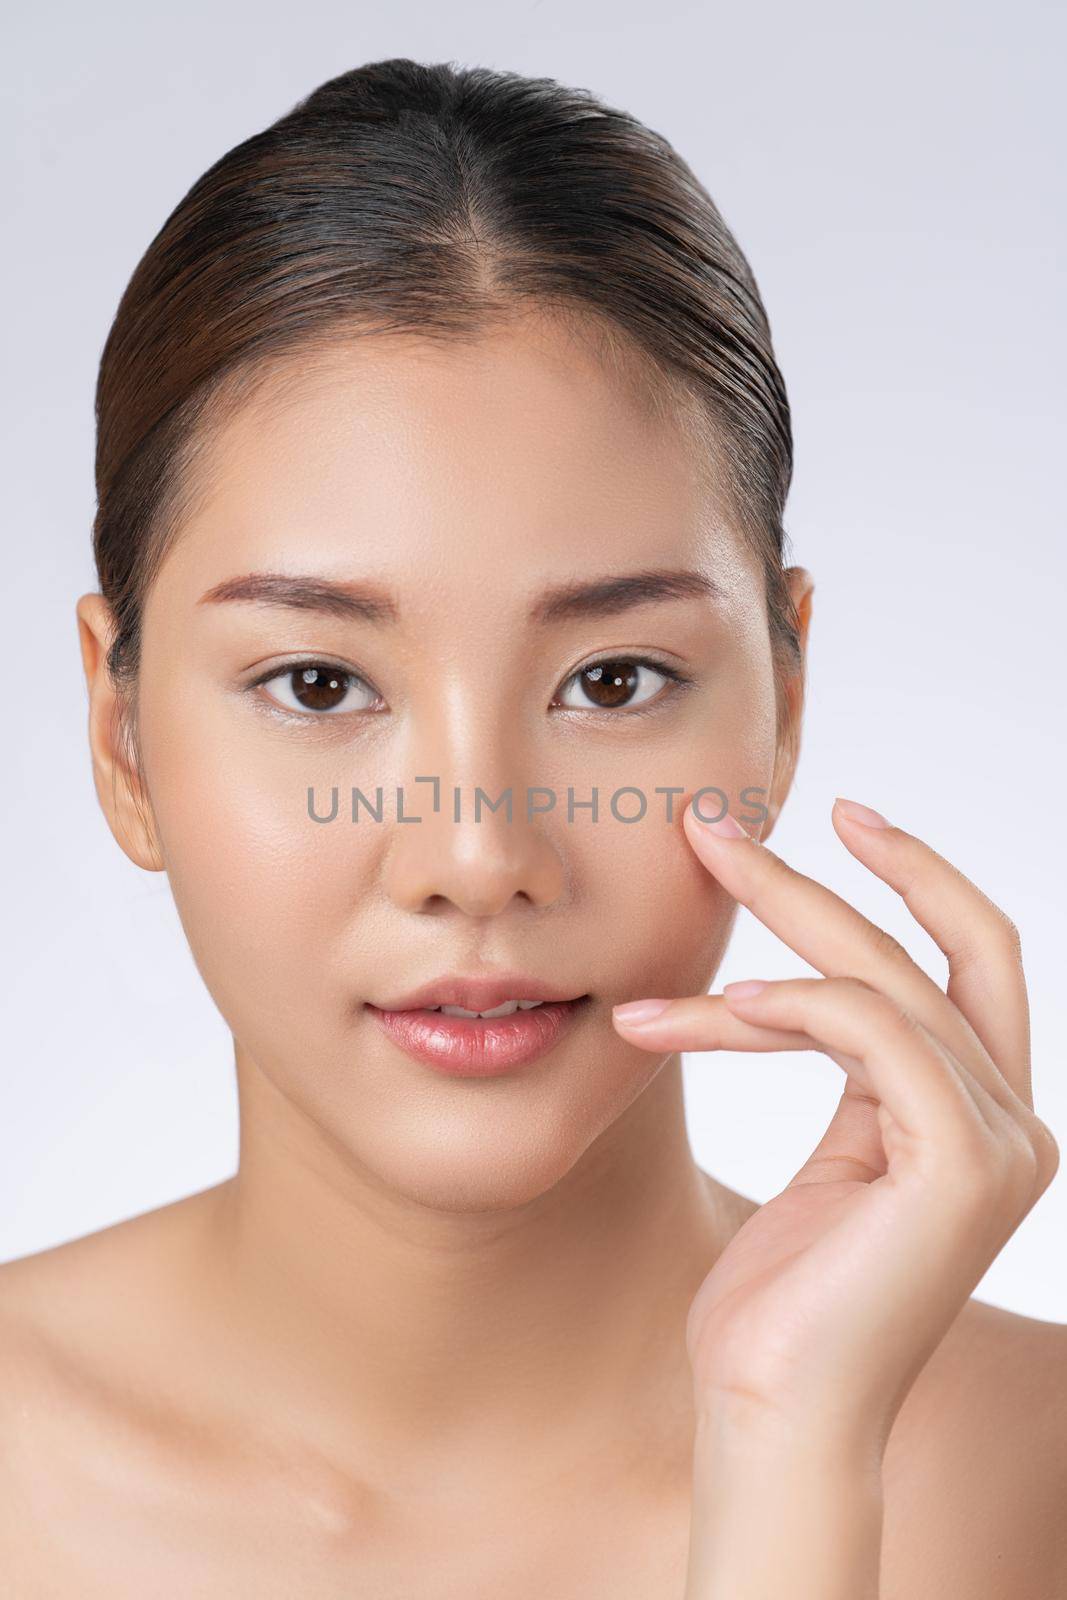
[{"left": 4, "top": 0, "right": 1064, "bottom": 1319}]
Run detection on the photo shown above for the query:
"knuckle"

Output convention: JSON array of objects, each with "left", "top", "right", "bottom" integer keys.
[
  {"left": 870, "top": 989, "right": 930, "bottom": 1043},
  {"left": 1035, "top": 1114, "right": 1061, "bottom": 1165},
  {"left": 866, "top": 924, "right": 912, "bottom": 968},
  {"left": 976, "top": 1109, "right": 1045, "bottom": 1209},
  {"left": 828, "top": 975, "right": 915, "bottom": 1034},
  {"left": 988, "top": 903, "right": 1023, "bottom": 959},
  {"left": 937, "top": 1097, "right": 1053, "bottom": 1215},
  {"left": 1000, "top": 1125, "right": 1042, "bottom": 1199},
  {"left": 1027, "top": 1116, "right": 1061, "bottom": 1190},
  {"left": 950, "top": 901, "right": 1023, "bottom": 975}
]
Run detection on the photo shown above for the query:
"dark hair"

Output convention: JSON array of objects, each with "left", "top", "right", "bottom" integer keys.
[{"left": 93, "top": 57, "right": 802, "bottom": 769}]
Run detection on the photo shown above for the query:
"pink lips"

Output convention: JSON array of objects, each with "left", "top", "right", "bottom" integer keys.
[{"left": 366, "top": 997, "right": 589, "bottom": 1076}]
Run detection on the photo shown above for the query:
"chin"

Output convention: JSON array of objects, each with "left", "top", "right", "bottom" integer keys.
[{"left": 326, "top": 1058, "right": 668, "bottom": 1215}]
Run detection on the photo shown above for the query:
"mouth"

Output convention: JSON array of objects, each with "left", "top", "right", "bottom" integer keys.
[{"left": 364, "top": 993, "right": 592, "bottom": 1076}]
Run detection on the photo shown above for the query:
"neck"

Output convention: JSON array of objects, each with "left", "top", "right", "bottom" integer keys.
[{"left": 199, "top": 1044, "right": 745, "bottom": 1483}]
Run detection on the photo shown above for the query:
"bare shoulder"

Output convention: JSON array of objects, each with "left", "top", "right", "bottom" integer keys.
[
  {"left": 881, "top": 1296, "right": 1067, "bottom": 1600},
  {"left": 0, "top": 1182, "right": 226, "bottom": 1350},
  {"left": 0, "top": 1186, "right": 230, "bottom": 1559}
]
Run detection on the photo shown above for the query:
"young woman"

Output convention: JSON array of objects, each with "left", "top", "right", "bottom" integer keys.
[{"left": 3, "top": 57, "right": 1064, "bottom": 1598}]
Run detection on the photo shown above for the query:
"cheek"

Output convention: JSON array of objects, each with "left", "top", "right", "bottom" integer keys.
[
  {"left": 578, "top": 787, "right": 739, "bottom": 1000},
  {"left": 135, "top": 678, "right": 376, "bottom": 1032},
  {"left": 563, "top": 706, "right": 773, "bottom": 995}
]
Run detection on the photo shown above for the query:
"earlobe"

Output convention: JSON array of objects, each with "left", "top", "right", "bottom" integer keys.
[{"left": 75, "top": 594, "right": 165, "bottom": 874}]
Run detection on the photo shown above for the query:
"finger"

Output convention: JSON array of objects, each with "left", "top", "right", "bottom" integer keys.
[
  {"left": 612, "top": 991, "right": 819, "bottom": 1055},
  {"left": 614, "top": 985, "right": 972, "bottom": 1177},
  {"left": 681, "top": 800, "right": 1025, "bottom": 1115},
  {"left": 830, "top": 798, "right": 1032, "bottom": 1106},
  {"left": 614, "top": 985, "right": 1058, "bottom": 1198},
  {"left": 721, "top": 977, "right": 1048, "bottom": 1207},
  {"left": 612, "top": 991, "right": 892, "bottom": 1179}
]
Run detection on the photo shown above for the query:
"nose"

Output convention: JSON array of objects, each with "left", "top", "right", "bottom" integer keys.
[{"left": 380, "top": 766, "right": 568, "bottom": 918}]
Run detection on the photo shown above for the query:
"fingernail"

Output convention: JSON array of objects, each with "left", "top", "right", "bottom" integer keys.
[
  {"left": 689, "top": 803, "right": 746, "bottom": 838},
  {"left": 613, "top": 998, "right": 672, "bottom": 1025},
  {"left": 834, "top": 797, "right": 890, "bottom": 829},
  {"left": 722, "top": 979, "right": 769, "bottom": 998}
]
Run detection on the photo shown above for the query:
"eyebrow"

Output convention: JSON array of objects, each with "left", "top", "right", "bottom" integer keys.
[
  {"left": 199, "top": 572, "right": 400, "bottom": 624},
  {"left": 197, "top": 566, "right": 725, "bottom": 625},
  {"left": 532, "top": 567, "right": 724, "bottom": 623}
]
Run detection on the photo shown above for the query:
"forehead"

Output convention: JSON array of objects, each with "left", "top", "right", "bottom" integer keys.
[{"left": 159, "top": 310, "right": 753, "bottom": 607}]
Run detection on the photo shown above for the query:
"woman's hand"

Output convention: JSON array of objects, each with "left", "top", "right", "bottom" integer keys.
[{"left": 612, "top": 796, "right": 1060, "bottom": 1452}]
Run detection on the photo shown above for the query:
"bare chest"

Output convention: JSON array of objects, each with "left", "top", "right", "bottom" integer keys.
[
  {"left": 1, "top": 1451, "right": 695, "bottom": 1600},
  {"left": 3, "top": 1378, "right": 1056, "bottom": 1600}
]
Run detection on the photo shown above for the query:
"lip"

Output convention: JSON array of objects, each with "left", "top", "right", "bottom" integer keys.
[
  {"left": 373, "top": 972, "right": 588, "bottom": 1014},
  {"left": 365, "top": 977, "right": 592, "bottom": 1077}
]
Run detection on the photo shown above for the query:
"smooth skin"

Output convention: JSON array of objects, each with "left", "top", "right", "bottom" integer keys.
[{"left": 1, "top": 306, "right": 1065, "bottom": 1596}]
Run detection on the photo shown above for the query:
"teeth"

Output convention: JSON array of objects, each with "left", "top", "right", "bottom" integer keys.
[{"left": 430, "top": 999, "right": 546, "bottom": 1019}]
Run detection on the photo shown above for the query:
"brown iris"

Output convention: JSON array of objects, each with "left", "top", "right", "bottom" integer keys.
[
  {"left": 576, "top": 660, "right": 640, "bottom": 709},
  {"left": 288, "top": 666, "right": 351, "bottom": 712}
]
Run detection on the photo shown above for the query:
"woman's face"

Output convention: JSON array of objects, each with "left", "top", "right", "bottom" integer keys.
[{"left": 94, "top": 311, "right": 803, "bottom": 1210}]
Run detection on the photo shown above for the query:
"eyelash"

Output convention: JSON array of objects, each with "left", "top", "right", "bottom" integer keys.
[
  {"left": 245, "top": 653, "right": 696, "bottom": 722},
  {"left": 554, "top": 656, "right": 695, "bottom": 718},
  {"left": 246, "top": 659, "right": 384, "bottom": 720}
]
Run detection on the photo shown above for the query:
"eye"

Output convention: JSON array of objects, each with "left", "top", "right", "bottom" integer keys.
[
  {"left": 553, "top": 655, "right": 692, "bottom": 713},
  {"left": 251, "top": 660, "right": 382, "bottom": 716}
]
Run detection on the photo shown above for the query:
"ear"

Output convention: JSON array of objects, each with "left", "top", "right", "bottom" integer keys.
[
  {"left": 761, "top": 566, "right": 814, "bottom": 845},
  {"left": 76, "top": 594, "right": 164, "bottom": 872}
]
